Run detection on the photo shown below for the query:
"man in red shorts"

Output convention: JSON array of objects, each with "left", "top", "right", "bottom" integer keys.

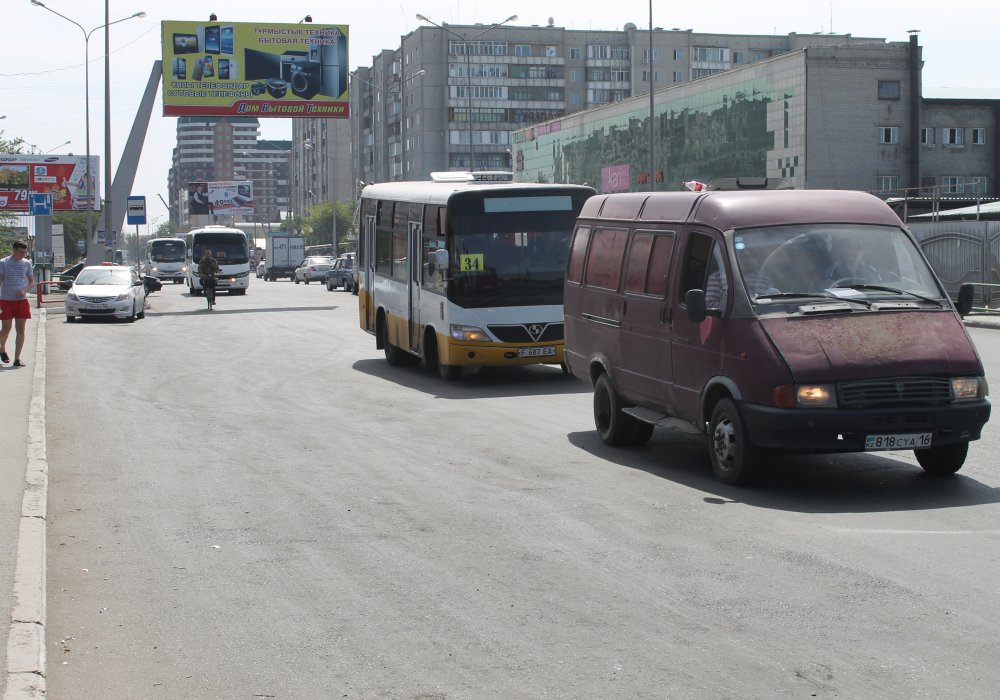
[{"left": 0, "top": 240, "right": 35, "bottom": 368}]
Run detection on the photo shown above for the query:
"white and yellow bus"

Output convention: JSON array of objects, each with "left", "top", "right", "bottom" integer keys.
[{"left": 358, "top": 173, "right": 595, "bottom": 379}]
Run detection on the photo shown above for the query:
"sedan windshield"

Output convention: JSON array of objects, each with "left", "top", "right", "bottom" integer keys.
[
  {"left": 74, "top": 270, "right": 132, "bottom": 286},
  {"left": 738, "top": 224, "right": 945, "bottom": 305}
]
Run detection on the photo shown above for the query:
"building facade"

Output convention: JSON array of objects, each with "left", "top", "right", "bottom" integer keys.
[
  {"left": 347, "top": 22, "right": 888, "bottom": 184},
  {"left": 166, "top": 116, "right": 291, "bottom": 231},
  {"left": 512, "top": 36, "right": 998, "bottom": 198}
]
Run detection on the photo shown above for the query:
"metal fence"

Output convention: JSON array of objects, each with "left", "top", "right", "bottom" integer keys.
[{"left": 909, "top": 221, "right": 1000, "bottom": 312}]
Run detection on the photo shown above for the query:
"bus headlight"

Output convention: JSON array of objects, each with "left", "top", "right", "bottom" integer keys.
[
  {"left": 951, "top": 377, "right": 983, "bottom": 401},
  {"left": 450, "top": 324, "right": 489, "bottom": 342}
]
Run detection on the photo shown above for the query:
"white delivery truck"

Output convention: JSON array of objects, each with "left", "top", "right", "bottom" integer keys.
[{"left": 264, "top": 234, "right": 305, "bottom": 281}]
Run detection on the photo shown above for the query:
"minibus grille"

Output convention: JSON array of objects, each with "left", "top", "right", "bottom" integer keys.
[
  {"left": 488, "top": 323, "right": 564, "bottom": 343},
  {"left": 839, "top": 377, "right": 952, "bottom": 407}
]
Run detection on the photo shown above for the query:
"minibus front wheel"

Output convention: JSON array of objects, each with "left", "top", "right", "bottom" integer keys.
[
  {"left": 708, "top": 399, "right": 760, "bottom": 486},
  {"left": 915, "top": 442, "right": 968, "bottom": 475}
]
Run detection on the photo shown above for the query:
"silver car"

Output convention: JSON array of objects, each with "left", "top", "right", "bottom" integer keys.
[
  {"left": 64, "top": 265, "right": 148, "bottom": 323},
  {"left": 292, "top": 256, "right": 334, "bottom": 284}
]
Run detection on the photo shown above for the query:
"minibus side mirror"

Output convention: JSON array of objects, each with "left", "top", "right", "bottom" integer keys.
[
  {"left": 957, "top": 283, "right": 975, "bottom": 317},
  {"left": 686, "top": 289, "right": 707, "bottom": 322}
]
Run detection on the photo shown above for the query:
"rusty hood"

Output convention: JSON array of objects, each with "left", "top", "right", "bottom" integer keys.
[{"left": 759, "top": 311, "right": 983, "bottom": 381}]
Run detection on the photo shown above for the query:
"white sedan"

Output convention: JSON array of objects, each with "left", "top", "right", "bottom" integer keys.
[{"left": 64, "top": 265, "right": 148, "bottom": 323}]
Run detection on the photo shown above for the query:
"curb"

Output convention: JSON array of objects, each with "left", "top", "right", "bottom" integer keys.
[{"left": 4, "top": 311, "right": 47, "bottom": 700}]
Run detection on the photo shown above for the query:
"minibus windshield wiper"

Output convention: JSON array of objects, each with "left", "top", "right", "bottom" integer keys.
[
  {"left": 753, "top": 291, "right": 872, "bottom": 308},
  {"left": 832, "top": 284, "right": 944, "bottom": 307}
]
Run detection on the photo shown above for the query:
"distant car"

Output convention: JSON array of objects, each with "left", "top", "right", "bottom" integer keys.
[
  {"left": 325, "top": 254, "right": 357, "bottom": 292},
  {"left": 64, "top": 264, "right": 148, "bottom": 323},
  {"left": 293, "top": 256, "right": 334, "bottom": 284},
  {"left": 256, "top": 260, "right": 266, "bottom": 278},
  {"left": 56, "top": 261, "right": 86, "bottom": 291}
]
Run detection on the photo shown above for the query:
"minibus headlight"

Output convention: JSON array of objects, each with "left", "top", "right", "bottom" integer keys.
[
  {"left": 951, "top": 377, "right": 982, "bottom": 401},
  {"left": 774, "top": 384, "right": 837, "bottom": 408},
  {"left": 450, "top": 324, "right": 489, "bottom": 342}
]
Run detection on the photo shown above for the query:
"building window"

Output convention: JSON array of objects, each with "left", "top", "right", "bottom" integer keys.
[
  {"left": 693, "top": 47, "right": 730, "bottom": 62},
  {"left": 673, "top": 49, "right": 684, "bottom": 61},
  {"left": 732, "top": 51, "right": 745, "bottom": 64},
  {"left": 942, "top": 128, "right": 964, "bottom": 145},
  {"left": 942, "top": 176, "right": 965, "bottom": 194},
  {"left": 611, "top": 68, "right": 630, "bottom": 81},
  {"left": 514, "top": 44, "right": 531, "bottom": 57},
  {"left": 969, "top": 177, "right": 988, "bottom": 194},
  {"left": 878, "top": 80, "right": 901, "bottom": 100},
  {"left": 972, "top": 128, "right": 987, "bottom": 145},
  {"left": 921, "top": 128, "right": 935, "bottom": 145},
  {"left": 570, "top": 47, "right": 582, "bottom": 60},
  {"left": 642, "top": 48, "right": 659, "bottom": 61},
  {"left": 672, "top": 71, "right": 683, "bottom": 82},
  {"left": 545, "top": 46, "right": 557, "bottom": 57},
  {"left": 641, "top": 70, "right": 659, "bottom": 82},
  {"left": 569, "top": 92, "right": 581, "bottom": 105},
  {"left": 876, "top": 175, "right": 900, "bottom": 193},
  {"left": 878, "top": 126, "right": 899, "bottom": 144},
  {"left": 569, "top": 69, "right": 579, "bottom": 81}
]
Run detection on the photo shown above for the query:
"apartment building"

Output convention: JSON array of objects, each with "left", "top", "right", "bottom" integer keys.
[
  {"left": 166, "top": 116, "right": 291, "bottom": 230},
  {"left": 346, "top": 21, "right": 887, "bottom": 184}
]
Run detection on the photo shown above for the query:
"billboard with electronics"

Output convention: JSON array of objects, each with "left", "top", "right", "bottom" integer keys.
[
  {"left": 161, "top": 20, "right": 349, "bottom": 118},
  {"left": 0, "top": 154, "right": 100, "bottom": 212},
  {"left": 187, "top": 180, "right": 255, "bottom": 216}
]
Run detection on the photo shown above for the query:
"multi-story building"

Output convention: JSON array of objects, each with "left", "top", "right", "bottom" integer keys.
[
  {"left": 288, "top": 117, "right": 354, "bottom": 236},
  {"left": 166, "top": 116, "right": 291, "bottom": 231},
  {"left": 347, "top": 21, "right": 887, "bottom": 183},
  {"left": 512, "top": 35, "right": 998, "bottom": 199}
]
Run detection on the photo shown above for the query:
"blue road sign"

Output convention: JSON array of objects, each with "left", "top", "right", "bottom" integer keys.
[
  {"left": 29, "top": 192, "right": 53, "bottom": 216},
  {"left": 126, "top": 195, "right": 147, "bottom": 225}
]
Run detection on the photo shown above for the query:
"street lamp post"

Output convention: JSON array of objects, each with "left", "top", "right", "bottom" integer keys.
[
  {"left": 416, "top": 14, "right": 517, "bottom": 171},
  {"left": 30, "top": 1, "right": 145, "bottom": 265},
  {"left": 304, "top": 140, "right": 338, "bottom": 257}
]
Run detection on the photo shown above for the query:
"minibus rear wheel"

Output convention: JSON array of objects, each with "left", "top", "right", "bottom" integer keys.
[
  {"left": 594, "top": 374, "right": 649, "bottom": 447},
  {"left": 708, "top": 399, "right": 760, "bottom": 486},
  {"left": 915, "top": 442, "right": 968, "bottom": 475}
]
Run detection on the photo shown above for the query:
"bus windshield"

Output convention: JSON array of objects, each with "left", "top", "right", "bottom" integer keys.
[
  {"left": 149, "top": 239, "right": 185, "bottom": 262},
  {"left": 448, "top": 193, "right": 584, "bottom": 308},
  {"left": 191, "top": 233, "right": 248, "bottom": 264}
]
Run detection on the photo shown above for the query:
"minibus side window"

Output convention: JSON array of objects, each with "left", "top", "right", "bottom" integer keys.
[
  {"left": 681, "top": 233, "right": 727, "bottom": 313},
  {"left": 566, "top": 226, "right": 591, "bottom": 284},
  {"left": 583, "top": 227, "right": 629, "bottom": 291},
  {"left": 625, "top": 231, "right": 675, "bottom": 297}
]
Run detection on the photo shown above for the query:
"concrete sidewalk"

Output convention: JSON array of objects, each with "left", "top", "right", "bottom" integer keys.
[{"left": 1, "top": 310, "right": 47, "bottom": 699}]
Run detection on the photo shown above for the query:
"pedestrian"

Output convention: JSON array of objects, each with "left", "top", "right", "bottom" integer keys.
[{"left": 0, "top": 240, "right": 35, "bottom": 368}]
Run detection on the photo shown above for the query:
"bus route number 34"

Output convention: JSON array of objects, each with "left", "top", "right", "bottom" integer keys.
[{"left": 460, "top": 254, "right": 484, "bottom": 271}]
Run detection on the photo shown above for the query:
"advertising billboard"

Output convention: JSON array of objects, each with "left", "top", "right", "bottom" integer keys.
[
  {"left": 161, "top": 20, "right": 349, "bottom": 118},
  {"left": 187, "top": 180, "right": 255, "bottom": 216},
  {"left": 0, "top": 154, "right": 100, "bottom": 212}
]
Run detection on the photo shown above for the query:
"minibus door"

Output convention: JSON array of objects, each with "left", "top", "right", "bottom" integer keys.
[
  {"left": 363, "top": 213, "right": 376, "bottom": 333},
  {"left": 408, "top": 217, "right": 422, "bottom": 352},
  {"left": 670, "top": 232, "right": 728, "bottom": 423}
]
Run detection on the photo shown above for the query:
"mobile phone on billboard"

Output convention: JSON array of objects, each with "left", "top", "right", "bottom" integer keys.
[
  {"left": 202, "top": 56, "right": 214, "bottom": 78},
  {"left": 221, "top": 26, "right": 234, "bottom": 55},
  {"left": 204, "top": 25, "right": 220, "bottom": 54},
  {"left": 218, "top": 59, "right": 229, "bottom": 80},
  {"left": 173, "top": 57, "right": 187, "bottom": 80}
]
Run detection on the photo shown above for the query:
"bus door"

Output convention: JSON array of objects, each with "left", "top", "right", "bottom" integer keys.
[
  {"left": 408, "top": 217, "right": 423, "bottom": 351},
  {"left": 363, "top": 212, "right": 376, "bottom": 332}
]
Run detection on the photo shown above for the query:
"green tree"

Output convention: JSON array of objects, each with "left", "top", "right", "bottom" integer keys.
[{"left": 303, "top": 200, "right": 355, "bottom": 254}]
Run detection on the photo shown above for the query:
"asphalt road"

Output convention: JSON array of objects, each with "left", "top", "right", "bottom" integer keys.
[{"left": 43, "top": 279, "right": 1000, "bottom": 699}]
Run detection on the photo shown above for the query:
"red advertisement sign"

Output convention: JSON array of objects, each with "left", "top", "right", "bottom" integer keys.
[{"left": 0, "top": 154, "right": 100, "bottom": 212}]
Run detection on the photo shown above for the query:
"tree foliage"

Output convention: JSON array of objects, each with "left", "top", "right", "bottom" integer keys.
[{"left": 301, "top": 199, "right": 356, "bottom": 254}]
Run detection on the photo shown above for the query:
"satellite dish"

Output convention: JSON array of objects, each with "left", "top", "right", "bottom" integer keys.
[{"left": 548, "top": 17, "right": 554, "bottom": 26}]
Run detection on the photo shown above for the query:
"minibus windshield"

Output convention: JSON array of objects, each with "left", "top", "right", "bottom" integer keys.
[{"left": 736, "top": 224, "right": 945, "bottom": 304}]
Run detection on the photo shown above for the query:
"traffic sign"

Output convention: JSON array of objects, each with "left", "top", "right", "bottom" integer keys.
[
  {"left": 126, "top": 195, "right": 147, "bottom": 225},
  {"left": 29, "top": 192, "right": 53, "bottom": 216}
]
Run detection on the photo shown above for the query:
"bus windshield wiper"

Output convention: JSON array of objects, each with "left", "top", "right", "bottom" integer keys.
[
  {"left": 753, "top": 291, "right": 872, "bottom": 308},
  {"left": 832, "top": 284, "right": 944, "bottom": 307}
]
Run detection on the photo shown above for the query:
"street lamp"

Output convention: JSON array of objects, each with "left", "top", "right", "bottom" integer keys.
[
  {"left": 416, "top": 13, "right": 517, "bottom": 171},
  {"left": 304, "top": 140, "right": 338, "bottom": 257},
  {"left": 30, "top": 0, "right": 146, "bottom": 264}
]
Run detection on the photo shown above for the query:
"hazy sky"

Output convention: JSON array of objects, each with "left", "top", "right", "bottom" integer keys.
[{"left": 3, "top": 0, "right": 996, "bottom": 227}]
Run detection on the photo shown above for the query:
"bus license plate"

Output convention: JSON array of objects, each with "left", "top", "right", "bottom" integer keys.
[
  {"left": 864, "top": 432, "right": 932, "bottom": 450},
  {"left": 518, "top": 346, "right": 556, "bottom": 358}
]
